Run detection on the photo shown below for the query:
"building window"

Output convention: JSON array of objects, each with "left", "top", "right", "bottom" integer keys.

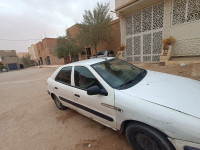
[{"left": 172, "top": 0, "right": 200, "bottom": 25}]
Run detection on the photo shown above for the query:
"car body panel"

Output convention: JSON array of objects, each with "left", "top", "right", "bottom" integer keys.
[
  {"left": 115, "top": 90, "right": 200, "bottom": 144},
  {"left": 119, "top": 70, "right": 200, "bottom": 119}
]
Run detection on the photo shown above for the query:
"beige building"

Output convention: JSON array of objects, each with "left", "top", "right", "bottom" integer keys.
[
  {"left": 36, "top": 38, "right": 63, "bottom": 65},
  {"left": 115, "top": 0, "right": 200, "bottom": 63},
  {"left": 0, "top": 50, "right": 21, "bottom": 70},
  {"left": 16, "top": 52, "right": 29, "bottom": 59},
  {"left": 28, "top": 44, "right": 40, "bottom": 65}
]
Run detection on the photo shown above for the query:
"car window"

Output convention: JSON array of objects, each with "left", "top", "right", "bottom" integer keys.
[
  {"left": 55, "top": 66, "right": 72, "bottom": 85},
  {"left": 92, "top": 58, "right": 146, "bottom": 89},
  {"left": 97, "top": 51, "right": 105, "bottom": 55},
  {"left": 74, "top": 66, "right": 99, "bottom": 90},
  {"left": 108, "top": 50, "right": 114, "bottom": 54}
]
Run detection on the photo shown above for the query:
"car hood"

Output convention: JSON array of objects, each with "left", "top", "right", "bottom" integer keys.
[{"left": 119, "top": 70, "right": 200, "bottom": 119}]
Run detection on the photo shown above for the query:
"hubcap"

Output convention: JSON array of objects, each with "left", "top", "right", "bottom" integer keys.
[{"left": 135, "top": 133, "right": 160, "bottom": 150}]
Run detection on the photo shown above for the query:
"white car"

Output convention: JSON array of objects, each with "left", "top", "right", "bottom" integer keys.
[
  {"left": 97, "top": 50, "right": 114, "bottom": 57},
  {"left": 47, "top": 57, "right": 200, "bottom": 150}
]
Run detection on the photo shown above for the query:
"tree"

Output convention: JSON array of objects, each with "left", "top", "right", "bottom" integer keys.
[
  {"left": 55, "top": 34, "right": 83, "bottom": 64},
  {"left": 21, "top": 54, "right": 34, "bottom": 67},
  {"left": 0, "top": 62, "right": 7, "bottom": 71},
  {"left": 77, "top": 3, "right": 113, "bottom": 57}
]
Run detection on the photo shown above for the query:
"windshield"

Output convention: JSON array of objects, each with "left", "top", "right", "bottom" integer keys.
[{"left": 92, "top": 58, "right": 146, "bottom": 89}]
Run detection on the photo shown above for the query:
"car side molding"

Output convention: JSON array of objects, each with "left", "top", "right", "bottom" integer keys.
[
  {"left": 101, "top": 103, "right": 123, "bottom": 112},
  {"left": 59, "top": 96, "right": 114, "bottom": 122}
]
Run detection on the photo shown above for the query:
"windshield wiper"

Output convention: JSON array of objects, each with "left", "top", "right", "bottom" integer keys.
[
  {"left": 119, "top": 69, "right": 146, "bottom": 88},
  {"left": 119, "top": 78, "right": 136, "bottom": 88}
]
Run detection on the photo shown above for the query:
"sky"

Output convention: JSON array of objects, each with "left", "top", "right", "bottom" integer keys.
[{"left": 0, "top": 0, "right": 117, "bottom": 52}]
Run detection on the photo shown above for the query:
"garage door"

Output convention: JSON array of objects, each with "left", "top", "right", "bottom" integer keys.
[
  {"left": 8, "top": 63, "right": 18, "bottom": 70},
  {"left": 125, "top": 2, "right": 164, "bottom": 62}
]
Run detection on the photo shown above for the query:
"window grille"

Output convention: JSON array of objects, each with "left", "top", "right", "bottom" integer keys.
[
  {"left": 172, "top": 0, "right": 200, "bottom": 25},
  {"left": 125, "top": 2, "right": 164, "bottom": 62}
]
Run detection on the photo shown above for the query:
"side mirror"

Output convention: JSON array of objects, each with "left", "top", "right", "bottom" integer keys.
[{"left": 87, "top": 86, "right": 108, "bottom": 96}]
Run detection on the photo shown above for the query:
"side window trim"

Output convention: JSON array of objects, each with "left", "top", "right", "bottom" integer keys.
[{"left": 71, "top": 66, "right": 75, "bottom": 86}]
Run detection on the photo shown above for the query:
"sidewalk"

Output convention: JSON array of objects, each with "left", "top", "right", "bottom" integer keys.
[{"left": 33, "top": 65, "right": 62, "bottom": 68}]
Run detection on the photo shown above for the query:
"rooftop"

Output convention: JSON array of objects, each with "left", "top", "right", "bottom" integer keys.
[{"left": 64, "top": 57, "right": 114, "bottom": 66}]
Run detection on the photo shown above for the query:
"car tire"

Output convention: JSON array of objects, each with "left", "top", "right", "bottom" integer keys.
[
  {"left": 125, "top": 122, "right": 175, "bottom": 150},
  {"left": 53, "top": 95, "right": 67, "bottom": 110}
]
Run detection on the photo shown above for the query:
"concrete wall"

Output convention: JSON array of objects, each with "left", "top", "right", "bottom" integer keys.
[
  {"left": 67, "top": 24, "right": 80, "bottom": 38},
  {"left": 32, "top": 44, "right": 39, "bottom": 60},
  {"left": 0, "top": 50, "right": 20, "bottom": 69},
  {"left": 115, "top": 0, "right": 137, "bottom": 11},
  {"left": 28, "top": 47, "right": 34, "bottom": 60},
  {"left": 164, "top": 0, "right": 200, "bottom": 56},
  {"left": 16, "top": 52, "right": 29, "bottom": 59},
  {"left": 28, "top": 44, "right": 39, "bottom": 61}
]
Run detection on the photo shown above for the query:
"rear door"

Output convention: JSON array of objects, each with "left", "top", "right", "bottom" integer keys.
[
  {"left": 53, "top": 66, "right": 76, "bottom": 109},
  {"left": 72, "top": 65, "right": 116, "bottom": 128}
]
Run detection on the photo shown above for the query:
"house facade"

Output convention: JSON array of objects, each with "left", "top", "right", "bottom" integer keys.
[
  {"left": 67, "top": 19, "right": 121, "bottom": 60},
  {"left": 0, "top": 50, "right": 20, "bottom": 70},
  {"left": 115, "top": 0, "right": 200, "bottom": 62},
  {"left": 34, "top": 38, "right": 64, "bottom": 65}
]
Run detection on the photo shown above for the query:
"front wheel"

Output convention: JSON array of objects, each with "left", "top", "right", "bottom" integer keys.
[{"left": 126, "top": 122, "right": 175, "bottom": 150}]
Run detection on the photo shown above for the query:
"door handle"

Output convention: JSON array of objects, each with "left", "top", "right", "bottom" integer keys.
[
  {"left": 54, "top": 87, "right": 58, "bottom": 89},
  {"left": 74, "top": 94, "right": 80, "bottom": 97}
]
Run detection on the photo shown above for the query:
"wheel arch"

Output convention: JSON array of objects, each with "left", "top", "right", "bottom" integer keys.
[
  {"left": 119, "top": 120, "right": 169, "bottom": 138},
  {"left": 50, "top": 93, "right": 56, "bottom": 100}
]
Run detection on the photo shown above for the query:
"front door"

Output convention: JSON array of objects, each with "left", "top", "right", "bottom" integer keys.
[{"left": 72, "top": 66, "right": 116, "bottom": 128}]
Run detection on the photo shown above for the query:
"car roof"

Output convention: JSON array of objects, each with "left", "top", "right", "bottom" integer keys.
[{"left": 63, "top": 57, "right": 114, "bottom": 67}]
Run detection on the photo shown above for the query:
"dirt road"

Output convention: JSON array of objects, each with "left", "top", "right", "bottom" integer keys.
[
  {"left": 0, "top": 67, "right": 131, "bottom": 150},
  {"left": 0, "top": 63, "right": 200, "bottom": 150}
]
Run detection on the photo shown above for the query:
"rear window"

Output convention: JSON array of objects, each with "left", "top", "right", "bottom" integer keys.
[{"left": 55, "top": 66, "right": 72, "bottom": 85}]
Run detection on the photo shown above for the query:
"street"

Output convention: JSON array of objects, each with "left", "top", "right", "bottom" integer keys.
[{"left": 0, "top": 67, "right": 131, "bottom": 150}]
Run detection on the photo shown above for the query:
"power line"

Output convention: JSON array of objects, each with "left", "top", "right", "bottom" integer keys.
[{"left": 0, "top": 38, "right": 37, "bottom": 41}]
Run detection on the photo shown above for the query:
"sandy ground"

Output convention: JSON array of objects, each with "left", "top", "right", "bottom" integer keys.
[
  {"left": 0, "top": 63, "right": 200, "bottom": 150},
  {"left": 0, "top": 67, "right": 130, "bottom": 150}
]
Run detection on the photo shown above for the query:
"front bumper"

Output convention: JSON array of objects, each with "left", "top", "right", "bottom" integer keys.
[{"left": 169, "top": 138, "right": 200, "bottom": 150}]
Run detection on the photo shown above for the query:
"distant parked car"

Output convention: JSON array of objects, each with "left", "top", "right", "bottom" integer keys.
[
  {"left": 1, "top": 68, "right": 8, "bottom": 72},
  {"left": 97, "top": 50, "right": 114, "bottom": 57},
  {"left": 47, "top": 57, "right": 200, "bottom": 150}
]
